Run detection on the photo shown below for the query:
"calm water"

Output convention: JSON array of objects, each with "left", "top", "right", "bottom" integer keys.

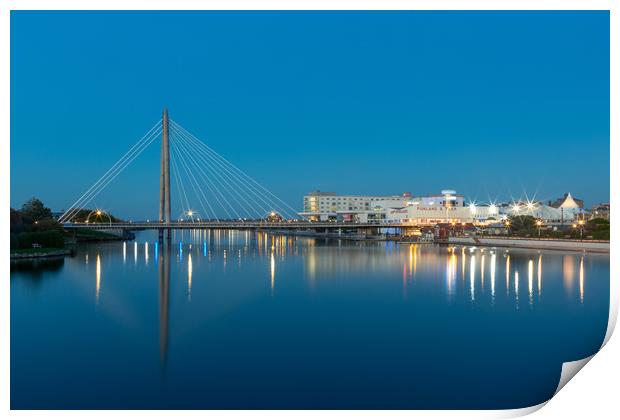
[{"left": 11, "top": 231, "right": 609, "bottom": 409}]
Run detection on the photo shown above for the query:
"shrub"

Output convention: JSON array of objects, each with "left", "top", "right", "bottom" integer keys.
[
  {"left": 592, "top": 230, "right": 610, "bottom": 240},
  {"left": 14, "top": 230, "right": 65, "bottom": 249}
]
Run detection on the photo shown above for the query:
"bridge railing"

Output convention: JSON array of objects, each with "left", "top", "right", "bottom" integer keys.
[{"left": 61, "top": 220, "right": 406, "bottom": 228}]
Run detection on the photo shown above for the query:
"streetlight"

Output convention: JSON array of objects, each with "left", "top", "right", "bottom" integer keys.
[
  {"left": 526, "top": 201, "right": 535, "bottom": 213},
  {"left": 578, "top": 219, "right": 585, "bottom": 240},
  {"left": 536, "top": 220, "right": 542, "bottom": 238}
]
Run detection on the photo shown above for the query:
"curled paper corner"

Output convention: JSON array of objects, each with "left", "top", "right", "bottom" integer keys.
[
  {"left": 601, "top": 285, "right": 618, "bottom": 348},
  {"left": 492, "top": 401, "right": 548, "bottom": 419},
  {"left": 601, "top": 249, "right": 619, "bottom": 348},
  {"left": 491, "top": 356, "right": 596, "bottom": 419},
  {"left": 502, "top": 278, "right": 617, "bottom": 418},
  {"left": 554, "top": 355, "right": 595, "bottom": 396}
]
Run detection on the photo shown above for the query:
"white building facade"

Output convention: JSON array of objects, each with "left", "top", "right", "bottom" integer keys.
[
  {"left": 300, "top": 190, "right": 409, "bottom": 221},
  {"left": 299, "top": 189, "right": 580, "bottom": 225},
  {"left": 300, "top": 189, "right": 471, "bottom": 224}
]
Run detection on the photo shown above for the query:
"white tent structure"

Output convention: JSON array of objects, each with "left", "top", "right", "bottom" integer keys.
[
  {"left": 560, "top": 193, "right": 580, "bottom": 209},
  {"left": 558, "top": 193, "right": 582, "bottom": 220},
  {"left": 533, "top": 205, "right": 574, "bottom": 222},
  {"left": 505, "top": 198, "right": 579, "bottom": 222}
]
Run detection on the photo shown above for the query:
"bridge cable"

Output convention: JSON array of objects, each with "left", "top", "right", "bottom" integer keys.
[
  {"left": 170, "top": 131, "right": 234, "bottom": 220},
  {"left": 170, "top": 120, "right": 300, "bottom": 219},
  {"left": 60, "top": 126, "right": 162, "bottom": 223},
  {"left": 170, "top": 124, "right": 276, "bottom": 219},
  {"left": 172, "top": 127, "right": 265, "bottom": 219},
  {"left": 170, "top": 137, "right": 217, "bottom": 221},
  {"left": 171, "top": 130, "right": 246, "bottom": 220},
  {"left": 59, "top": 122, "right": 162, "bottom": 222},
  {"left": 59, "top": 120, "right": 161, "bottom": 222},
  {"left": 170, "top": 125, "right": 268, "bottom": 219},
  {"left": 170, "top": 135, "right": 219, "bottom": 222},
  {"left": 61, "top": 127, "right": 162, "bottom": 223},
  {"left": 175, "top": 125, "right": 298, "bottom": 220},
  {"left": 170, "top": 133, "right": 224, "bottom": 221},
  {"left": 169, "top": 144, "right": 193, "bottom": 218},
  {"left": 170, "top": 119, "right": 300, "bottom": 218}
]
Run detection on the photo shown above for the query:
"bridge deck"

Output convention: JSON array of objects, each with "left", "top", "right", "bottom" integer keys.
[{"left": 62, "top": 221, "right": 410, "bottom": 230}]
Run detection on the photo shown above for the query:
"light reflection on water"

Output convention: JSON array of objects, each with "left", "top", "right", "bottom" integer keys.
[
  {"left": 538, "top": 254, "right": 542, "bottom": 298},
  {"left": 528, "top": 259, "right": 534, "bottom": 306},
  {"left": 89, "top": 231, "right": 601, "bottom": 361},
  {"left": 187, "top": 252, "right": 193, "bottom": 302},
  {"left": 490, "top": 253, "right": 496, "bottom": 301},
  {"left": 94, "top": 234, "right": 601, "bottom": 324},
  {"left": 580, "top": 255, "right": 585, "bottom": 304},
  {"left": 95, "top": 254, "right": 101, "bottom": 304},
  {"left": 10, "top": 230, "right": 609, "bottom": 410}
]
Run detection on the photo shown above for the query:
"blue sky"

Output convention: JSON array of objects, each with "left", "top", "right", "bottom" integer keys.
[{"left": 10, "top": 11, "right": 609, "bottom": 219}]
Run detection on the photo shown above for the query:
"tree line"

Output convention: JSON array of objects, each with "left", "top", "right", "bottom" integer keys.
[
  {"left": 11, "top": 197, "right": 124, "bottom": 250},
  {"left": 507, "top": 215, "right": 609, "bottom": 240},
  {"left": 11, "top": 198, "right": 63, "bottom": 249}
]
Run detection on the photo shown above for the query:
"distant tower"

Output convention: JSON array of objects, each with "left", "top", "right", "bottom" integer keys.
[{"left": 159, "top": 108, "right": 171, "bottom": 226}]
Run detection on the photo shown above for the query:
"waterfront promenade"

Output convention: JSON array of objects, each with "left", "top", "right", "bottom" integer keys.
[{"left": 446, "top": 236, "right": 610, "bottom": 253}]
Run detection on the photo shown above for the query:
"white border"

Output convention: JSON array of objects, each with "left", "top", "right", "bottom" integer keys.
[{"left": 2, "top": 1, "right": 616, "bottom": 419}]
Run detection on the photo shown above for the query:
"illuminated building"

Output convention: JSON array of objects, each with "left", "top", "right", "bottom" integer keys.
[{"left": 300, "top": 190, "right": 408, "bottom": 222}]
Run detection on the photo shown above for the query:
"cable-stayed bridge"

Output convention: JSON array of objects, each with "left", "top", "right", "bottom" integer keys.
[{"left": 58, "top": 109, "right": 389, "bottom": 238}]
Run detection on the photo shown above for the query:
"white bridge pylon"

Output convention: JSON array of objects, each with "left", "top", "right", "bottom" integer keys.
[{"left": 58, "top": 110, "right": 300, "bottom": 223}]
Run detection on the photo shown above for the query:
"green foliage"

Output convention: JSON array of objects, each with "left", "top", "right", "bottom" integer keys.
[
  {"left": 11, "top": 230, "right": 64, "bottom": 250},
  {"left": 592, "top": 230, "right": 610, "bottom": 240},
  {"left": 588, "top": 218, "right": 610, "bottom": 226},
  {"left": 10, "top": 208, "right": 25, "bottom": 233},
  {"left": 11, "top": 199, "right": 61, "bottom": 236},
  {"left": 508, "top": 215, "right": 537, "bottom": 235},
  {"left": 70, "top": 228, "right": 119, "bottom": 239},
  {"left": 20, "top": 197, "right": 52, "bottom": 221},
  {"left": 32, "top": 218, "right": 63, "bottom": 232},
  {"left": 11, "top": 248, "right": 67, "bottom": 255},
  {"left": 587, "top": 218, "right": 610, "bottom": 240}
]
